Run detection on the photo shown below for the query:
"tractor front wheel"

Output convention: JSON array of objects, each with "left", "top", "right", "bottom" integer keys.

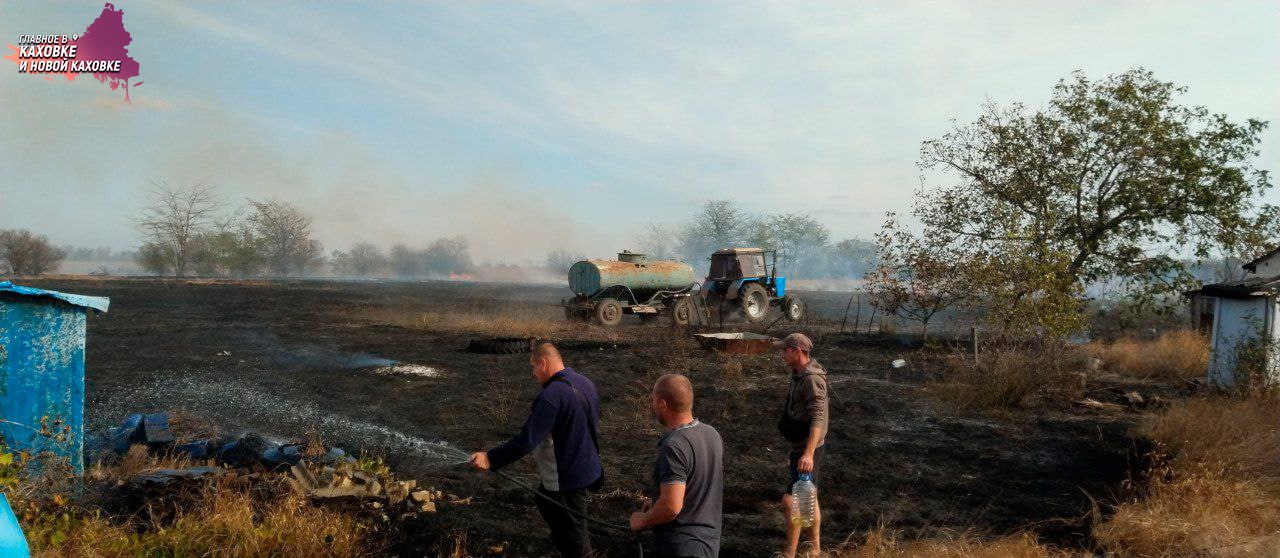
[
  {"left": 782, "top": 295, "right": 805, "bottom": 322},
  {"left": 740, "top": 284, "right": 769, "bottom": 323},
  {"left": 594, "top": 299, "right": 623, "bottom": 327}
]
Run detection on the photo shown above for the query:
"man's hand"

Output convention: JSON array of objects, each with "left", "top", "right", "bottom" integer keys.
[
  {"left": 629, "top": 511, "right": 647, "bottom": 532},
  {"left": 797, "top": 451, "right": 814, "bottom": 474},
  {"left": 469, "top": 452, "right": 490, "bottom": 471},
  {"left": 640, "top": 498, "right": 653, "bottom": 513}
]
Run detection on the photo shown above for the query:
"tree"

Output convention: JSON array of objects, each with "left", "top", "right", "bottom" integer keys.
[
  {"left": 828, "top": 238, "right": 878, "bottom": 278},
  {"left": 331, "top": 242, "right": 388, "bottom": 276},
  {"left": 763, "top": 213, "right": 831, "bottom": 280},
  {"left": 677, "top": 200, "right": 755, "bottom": 262},
  {"left": 423, "top": 236, "right": 472, "bottom": 275},
  {"left": 864, "top": 216, "right": 973, "bottom": 338},
  {"left": 0, "top": 229, "right": 65, "bottom": 275},
  {"left": 245, "top": 199, "right": 323, "bottom": 277},
  {"left": 634, "top": 223, "right": 677, "bottom": 260},
  {"left": 134, "top": 182, "right": 221, "bottom": 277},
  {"left": 388, "top": 244, "right": 421, "bottom": 277},
  {"left": 918, "top": 68, "right": 1275, "bottom": 306},
  {"left": 545, "top": 249, "right": 586, "bottom": 273}
]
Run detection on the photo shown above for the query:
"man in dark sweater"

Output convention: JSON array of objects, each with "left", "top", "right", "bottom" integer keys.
[
  {"left": 775, "top": 333, "right": 828, "bottom": 558},
  {"left": 629, "top": 374, "right": 723, "bottom": 558},
  {"left": 470, "top": 343, "right": 602, "bottom": 558}
]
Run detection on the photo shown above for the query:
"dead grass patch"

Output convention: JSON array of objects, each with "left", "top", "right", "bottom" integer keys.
[
  {"left": 928, "top": 347, "right": 1082, "bottom": 414},
  {"left": 1142, "top": 395, "right": 1280, "bottom": 479},
  {"left": 1085, "top": 330, "right": 1209, "bottom": 380},
  {"left": 1094, "top": 394, "right": 1280, "bottom": 556},
  {"left": 357, "top": 305, "right": 565, "bottom": 338},
  {"left": 20, "top": 452, "right": 373, "bottom": 557},
  {"left": 832, "top": 524, "right": 1066, "bottom": 558},
  {"left": 1094, "top": 473, "right": 1280, "bottom": 557}
]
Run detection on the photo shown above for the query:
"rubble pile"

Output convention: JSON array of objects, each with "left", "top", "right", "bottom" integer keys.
[{"left": 98, "top": 412, "right": 459, "bottom": 521}]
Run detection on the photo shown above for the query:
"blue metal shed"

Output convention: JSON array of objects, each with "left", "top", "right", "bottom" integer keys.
[{"left": 0, "top": 281, "right": 109, "bottom": 474}]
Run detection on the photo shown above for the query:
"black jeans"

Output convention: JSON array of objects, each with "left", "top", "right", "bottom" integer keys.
[{"left": 535, "top": 486, "right": 593, "bottom": 558}]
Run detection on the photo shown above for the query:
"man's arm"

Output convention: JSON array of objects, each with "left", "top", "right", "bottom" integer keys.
[
  {"left": 630, "top": 482, "right": 685, "bottom": 532},
  {"left": 797, "top": 376, "right": 828, "bottom": 473},
  {"left": 476, "top": 396, "right": 558, "bottom": 471}
]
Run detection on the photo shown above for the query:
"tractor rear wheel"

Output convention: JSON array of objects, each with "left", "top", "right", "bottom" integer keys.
[
  {"left": 670, "top": 297, "right": 692, "bottom": 326},
  {"left": 740, "top": 284, "right": 769, "bottom": 323},
  {"left": 594, "top": 299, "right": 623, "bottom": 327},
  {"left": 782, "top": 295, "right": 805, "bottom": 322}
]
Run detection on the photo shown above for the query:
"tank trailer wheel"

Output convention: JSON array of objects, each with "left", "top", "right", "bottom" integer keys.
[
  {"left": 671, "top": 298, "right": 692, "bottom": 326},
  {"left": 782, "top": 295, "right": 806, "bottom": 322},
  {"left": 594, "top": 299, "right": 623, "bottom": 327},
  {"left": 740, "top": 284, "right": 769, "bottom": 323}
]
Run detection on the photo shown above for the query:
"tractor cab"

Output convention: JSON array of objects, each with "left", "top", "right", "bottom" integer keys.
[
  {"left": 708, "top": 247, "right": 771, "bottom": 282},
  {"left": 702, "top": 247, "right": 803, "bottom": 323}
]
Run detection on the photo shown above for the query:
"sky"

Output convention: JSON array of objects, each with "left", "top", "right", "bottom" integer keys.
[{"left": 1, "top": 1, "right": 1278, "bottom": 264}]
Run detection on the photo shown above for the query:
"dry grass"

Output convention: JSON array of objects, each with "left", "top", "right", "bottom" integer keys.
[
  {"left": 1142, "top": 395, "right": 1280, "bottom": 479},
  {"left": 357, "top": 305, "right": 566, "bottom": 338},
  {"left": 1094, "top": 473, "right": 1280, "bottom": 557},
  {"left": 1085, "top": 330, "right": 1209, "bottom": 380},
  {"left": 831, "top": 524, "right": 1066, "bottom": 558},
  {"left": 21, "top": 452, "right": 373, "bottom": 557},
  {"left": 1093, "top": 394, "right": 1280, "bottom": 556},
  {"left": 928, "top": 347, "right": 1083, "bottom": 413}
]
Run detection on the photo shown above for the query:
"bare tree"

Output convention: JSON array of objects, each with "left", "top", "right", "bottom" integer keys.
[
  {"left": 634, "top": 223, "right": 677, "bottom": 260},
  {"left": 864, "top": 215, "right": 973, "bottom": 338},
  {"left": 134, "top": 182, "right": 221, "bottom": 277},
  {"left": 0, "top": 229, "right": 65, "bottom": 275},
  {"left": 246, "top": 199, "right": 324, "bottom": 277},
  {"left": 545, "top": 249, "right": 586, "bottom": 273}
]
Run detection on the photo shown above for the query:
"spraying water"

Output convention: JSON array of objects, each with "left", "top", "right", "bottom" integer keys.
[{"left": 96, "top": 376, "right": 471, "bottom": 472}]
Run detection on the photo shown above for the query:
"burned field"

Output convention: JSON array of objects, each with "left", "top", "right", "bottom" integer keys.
[{"left": 28, "top": 277, "right": 1144, "bottom": 556}]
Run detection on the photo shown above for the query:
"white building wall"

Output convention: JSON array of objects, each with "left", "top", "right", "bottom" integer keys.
[
  {"left": 1206, "top": 296, "right": 1279, "bottom": 387},
  {"left": 1245, "top": 252, "right": 1280, "bottom": 278}
]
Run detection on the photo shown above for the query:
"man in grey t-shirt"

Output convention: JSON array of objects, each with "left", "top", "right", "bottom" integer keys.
[{"left": 629, "top": 374, "right": 724, "bottom": 558}]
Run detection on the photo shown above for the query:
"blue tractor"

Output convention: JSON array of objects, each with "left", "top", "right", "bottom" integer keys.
[{"left": 701, "top": 247, "right": 805, "bottom": 323}]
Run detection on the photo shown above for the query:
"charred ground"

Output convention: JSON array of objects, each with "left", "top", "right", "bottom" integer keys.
[{"left": 27, "top": 278, "right": 1142, "bottom": 557}]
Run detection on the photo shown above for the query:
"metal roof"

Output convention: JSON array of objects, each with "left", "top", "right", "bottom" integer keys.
[
  {"left": 0, "top": 281, "right": 110, "bottom": 312},
  {"left": 713, "top": 247, "right": 765, "bottom": 254},
  {"left": 1243, "top": 245, "right": 1280, "bottom": 273},
  {"left": 1190, "top": 275, "right": 1280, "bottom": 300}
]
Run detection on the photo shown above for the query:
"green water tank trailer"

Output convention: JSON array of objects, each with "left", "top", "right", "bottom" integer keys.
[{"left": 567, "top": 252, "right": 695, "bottom": 299}]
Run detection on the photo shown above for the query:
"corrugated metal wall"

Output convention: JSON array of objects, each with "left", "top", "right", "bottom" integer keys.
[{"left": 0, "top": 295, "right": 86, "bottom": 473}]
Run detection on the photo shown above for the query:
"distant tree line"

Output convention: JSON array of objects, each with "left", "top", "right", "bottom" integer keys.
[
  {"left": 331, "top": 237, "right": 474, "bottom": 277},
  {"left": 633, "top": 200, "right": 877, "bottom": 280},
  {"left": 135, "top": 182, "right": 477, "bottom": 279},
  {"left": 60, "top": 246, "right": 138, "bottom": 261},
  {"left": 135, "top": 182, "right": 324, "bottom": 277}
]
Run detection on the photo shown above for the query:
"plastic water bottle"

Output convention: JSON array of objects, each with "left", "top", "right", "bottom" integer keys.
[{"left": 790, "top": 473, "right": 817, "bottom": 528}]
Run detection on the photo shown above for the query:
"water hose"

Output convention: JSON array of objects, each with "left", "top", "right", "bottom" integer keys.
[
  {"left": 432, "top": 445, "right": 646, "bottom": 556},
  {"left": 492, "top": 469, "right": 646, "bottom": 558}
]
